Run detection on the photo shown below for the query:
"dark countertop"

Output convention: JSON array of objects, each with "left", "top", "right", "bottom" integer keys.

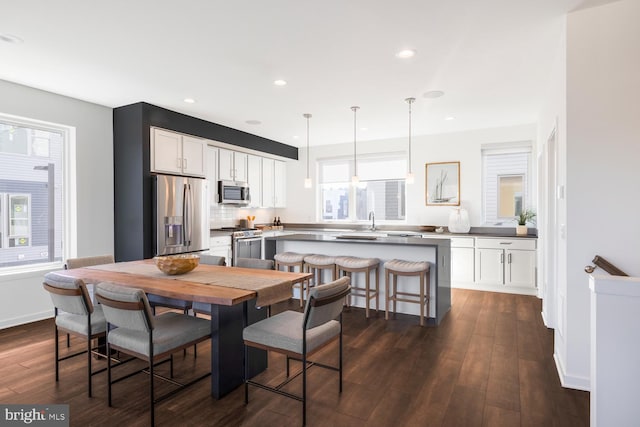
[
  {"left": 264, "top": 233, "right": 450, "bottom": 246},
  {"left": 268, "top": 223, "right": 537, "bottom": 239}
]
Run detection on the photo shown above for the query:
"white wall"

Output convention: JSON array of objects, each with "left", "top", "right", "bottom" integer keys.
[
  {"left": 544, "top": 0, "right": 640, "bottom": 391},
  {"left": 0, "top": 79, "right": 113, "bottom": 329},
  {"left": 285, "top": 124, "right": 536, "bottom": 226}
]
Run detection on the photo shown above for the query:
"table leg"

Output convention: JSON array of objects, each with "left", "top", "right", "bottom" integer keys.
[{"left": 209, "top": 299, "right": 268, "bottom": 399}]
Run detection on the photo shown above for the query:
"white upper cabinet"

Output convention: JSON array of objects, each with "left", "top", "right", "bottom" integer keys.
[
  {"left": 262, "top": 158, "right": 275, "bottom": 208},
  {"left": 151, "top": 128, "right": 206, "bottom": 177},
  {"left": 205, "top": 146, "right": 218, "bottom": 206},
  {"left": 247, "top": 154, "right": 262, "bottom": 208},
  {"left": 218, "top": 148, "right": 248, "bottom": 182},
  {"left": 274, "top": 160, "right": 286, "bottom": 208}
]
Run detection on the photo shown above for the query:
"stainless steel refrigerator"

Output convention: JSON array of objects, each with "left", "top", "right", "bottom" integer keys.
[{"left": 153, "top": 174, "right": 209, "bottom": 256}]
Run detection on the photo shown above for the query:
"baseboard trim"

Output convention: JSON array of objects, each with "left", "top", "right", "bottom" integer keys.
[
  {"left": 553, "top": 352, "right": 591, "bottom": 392},
  {"left": 451, "top": 282, "right": 537, "bottom": 296},
  {"left": 0, "top": 311, "right": 52, "bottom": 330}
]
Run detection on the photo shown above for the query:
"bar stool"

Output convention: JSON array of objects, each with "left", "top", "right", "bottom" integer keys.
[
  {"left": 335, "top": 256, "right": 380, "bottom": 318},
  {"left": 303, "top": 254, "right": 337, "bottom": 287},
  {"left": 384, "top": 259, "right": 431, "bottom": 326},
  {"left": 274, "top": 252, "right": 309, "bottom": 307}
]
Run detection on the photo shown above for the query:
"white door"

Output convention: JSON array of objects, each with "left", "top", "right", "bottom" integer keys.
[
  {"left": 475, "top": 248, "right": 504, "bottom": 285},
  {"left": 151, "top": 129, "right": 182, "bottom": 174},
  {"left": 181, "top": 136, "right": 206, "bottom": 177}
]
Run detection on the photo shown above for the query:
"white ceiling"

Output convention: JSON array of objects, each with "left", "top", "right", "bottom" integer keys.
[{"left": 0, "top": 0, "right": 609, "bottom": 147}]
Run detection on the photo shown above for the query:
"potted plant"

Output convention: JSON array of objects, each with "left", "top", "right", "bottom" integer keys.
[{"left": 516, "top": 209, "right": 536, "bottom": 236}]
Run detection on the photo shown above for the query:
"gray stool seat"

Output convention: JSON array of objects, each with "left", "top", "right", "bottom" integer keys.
[
  {"left": 383, "top": 259, "right": 429, "bottom": 273},
  {"left": 335, "top": 256, "right": 380, "bottom": 318},
  {"left": 384, "top": 259, "right": 431, "bottom": 326},
  {"left": 274, "top": 252, "right": 307, "bottom": 264},
  {"left": 303, "top": 254, "right": 336, "bottom": 266},
  {"left": 335, "top": 256, "right": 380, "bottom": 269}
]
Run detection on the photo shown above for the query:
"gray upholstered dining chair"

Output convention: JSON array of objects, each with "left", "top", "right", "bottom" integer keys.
[
  {"left": 95, "top": 282, "right": 212, "bottom": 427},
  {"left": 192, "top": 256, "right": 272, "bottom": 316},
  {"left": 243, "top": 276, "right": 351, "bottom": 426},
  {"left": 42, "top": 272, "right": 108, "bottom": 397},
  {"left": 147, "top": 254, "right": 226, "bottom": 316}
]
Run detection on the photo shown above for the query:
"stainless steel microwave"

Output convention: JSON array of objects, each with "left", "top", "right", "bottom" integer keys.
[{"left": 218, "top": 180, "right": 250, "bottom": 205}]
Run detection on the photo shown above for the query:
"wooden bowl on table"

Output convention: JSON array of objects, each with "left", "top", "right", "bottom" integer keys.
[{"left": 154, "top": 254, "right": 200, "bottom": 275}]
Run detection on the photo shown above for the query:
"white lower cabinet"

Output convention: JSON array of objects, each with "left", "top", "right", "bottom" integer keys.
[
  {"left": 208, "top": 235, "right": 232, "bottom": 265},
  {"left": 450, "top": 237, "right": 475, "bottom": 284},
  {"left": 474, "top": 238, "right": 537, "bottom": 293}
]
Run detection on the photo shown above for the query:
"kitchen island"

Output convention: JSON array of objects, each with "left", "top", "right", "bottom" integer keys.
[{"left": 265, "top": 233, "right": 451, "bottom": 325}]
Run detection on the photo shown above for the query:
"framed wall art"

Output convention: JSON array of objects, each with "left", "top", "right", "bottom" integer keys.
[{"left": 425, "top": 161, "right": 460, "bottom": 206}]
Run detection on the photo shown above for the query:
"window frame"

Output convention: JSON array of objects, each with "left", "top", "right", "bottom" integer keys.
[
  {"left": 316, "top": 152, "right": 408, "bottom": 224},
  {"left": 0, "top": 113, "right": 75, "bottom": 275},
  {"left": 481, "top": 142, "right": 534, "bottom": 227}
]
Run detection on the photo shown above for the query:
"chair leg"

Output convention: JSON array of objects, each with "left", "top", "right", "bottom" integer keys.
[
  {"left": 87, "top": 334, "right": 93, "bottom": 397},
  {"left": 150, "top": 357, "right": 155, "bottom": 427},
  {"left": 385, "top": 270, "right": 390, "bottom": 320},
  {"left": 339, "top": 316, "right": 343, "bottom": 393},
  {"left": 54, "top": 324, "right": 60, "bottom": 382},
  {"left": 365, "top": 270, "right": 370, "bottom": 318},
  {"left": 375, "top": 267, "right": 380, "bottom": 312},
  {"left": 302, "top": 352, "right": 307, "bottom": 426},
  {"left": 419, "top": 272, "right": 425, "bottom": 327},
  {"left": 244, "top": 344, "right": 249, "bottom": 404},
  {"left": 393, "top": 274, "right": 398, "bottom": 314},
  {"left": 107, "top": 341, "right": 112, "bottom": 407}
]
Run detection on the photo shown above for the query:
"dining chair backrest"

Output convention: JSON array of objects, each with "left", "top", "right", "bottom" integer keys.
[
  {"left": 43, "top": 272, "right": 93, "bottom": 315},
  {"left": 303, "top": 276, "right": 351, "bottom": 330},
  {"left": 235, "top": 257, "right": 274, "bottom": 270},
  {"left": 65, "top": 255, "right": 115, "bottom": 269},
  {"left": 200, "top": 254, "right": 226, "bottom": 266},
  {"left": 95, "top": 282, "right": 154, "bottom": 333}
]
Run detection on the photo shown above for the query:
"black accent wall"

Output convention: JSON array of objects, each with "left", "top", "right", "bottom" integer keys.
[{"left": 113, "top": 102, "right": 298, "bottom": 262}]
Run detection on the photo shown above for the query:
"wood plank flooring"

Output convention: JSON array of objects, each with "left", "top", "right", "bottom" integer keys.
[{"left": 0, "top": 289, "right": 589, "bottom": 426}]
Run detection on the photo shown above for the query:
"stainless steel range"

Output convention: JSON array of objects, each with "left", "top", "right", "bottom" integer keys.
[{"left": 231, "top": 228, "right": 263, "bottom": 265}]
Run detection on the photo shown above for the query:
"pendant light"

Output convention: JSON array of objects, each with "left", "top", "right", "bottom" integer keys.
[
  {"left": 351, "top": 106, "right": 360, "bottom": 185},
  {"left": 405, "top": 97, "right": 416, "bottom": 184},
  {"left": 303, "top": 113, "right": 312, "bottom": 188}
]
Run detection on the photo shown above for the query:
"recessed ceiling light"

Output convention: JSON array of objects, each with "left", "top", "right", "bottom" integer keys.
[
  {"left": 273, "top": 80, "right": 287, "bottom": 86},
  {"left": 293, "top": 135, "right": 299, "bottom": 139},
  {"left": 183, "top": 98, "right": 196, "bottom": 104},
  {"left": 0, "top": 33, "right": 23, "bottom": 44},
  {"left": 423, "top": 90, "right": 445, "bottom": 99},
  {"left": 360, "top": 127, "right": 368, "bottom": 131},
  {"left": 445, "top": 116, "right": 455, "bottom": 121},
  {"left": 245, "top": 120, "right": 262, "bottom": 125},
  {"left": 396, "top": 49, "right": 415, "bottom": 59}
]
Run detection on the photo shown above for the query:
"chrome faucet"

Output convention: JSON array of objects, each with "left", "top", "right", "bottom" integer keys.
[{"left": 368, "top": 211, "right": 376, "bottom": 231}]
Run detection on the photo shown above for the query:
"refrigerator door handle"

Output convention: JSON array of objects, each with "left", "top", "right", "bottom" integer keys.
[{"left": 183, "top": 183, "right": 190, "bottom": 247}]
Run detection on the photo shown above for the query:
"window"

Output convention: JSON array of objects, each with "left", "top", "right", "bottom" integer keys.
[
  {"left": 0, "top": 117, "right": 66, "bottom": 270},
  {"left": 482, "top": 144, "right": 532, "bottom": 225},
  {"left": 318, "top": 154, "right": 406, "bottom": 222}
]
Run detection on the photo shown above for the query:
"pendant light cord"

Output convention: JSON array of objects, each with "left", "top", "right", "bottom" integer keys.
[
  {"left": 406, "top": 97, "right": 415, "bottom": 175},
  {"left": 351, "top": 106, "right": 359, "bottom": 177}
]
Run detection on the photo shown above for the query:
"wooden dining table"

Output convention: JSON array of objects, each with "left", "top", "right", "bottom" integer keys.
[{"left": 54, "top": 259, "right": 311, "bottom": 398}]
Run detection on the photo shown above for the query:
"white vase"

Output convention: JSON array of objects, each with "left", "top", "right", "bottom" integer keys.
[
  {"left": 516, "top": 225, "right": 528, "bottom": 236},
  {"left": 448, "top": 208, "right": 470, "bottom": 233}
]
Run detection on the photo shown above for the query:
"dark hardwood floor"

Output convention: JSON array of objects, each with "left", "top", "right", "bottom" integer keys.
[{"left": 0, "top": 289, "right": 589, "bottom": 426}]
